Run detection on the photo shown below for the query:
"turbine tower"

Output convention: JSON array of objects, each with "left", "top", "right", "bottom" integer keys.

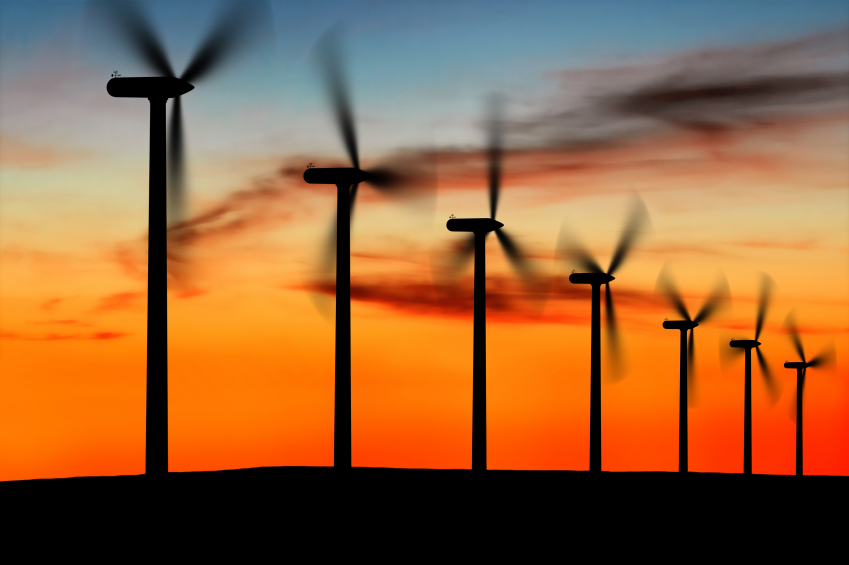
[
  {"left": 302, "top": 30, "right": 433, "bottom": 469},
  {"left": 446, "top": 96, "right": 536, "bottom": 471},
  {"left": 656, "top": 267, "right": 730, "bottom": 472},
  {"left": 559, "top": 197, "right": 650, "bottom": 472},
  {"left": 782, "top": 311, "right": 835, "bottom": 476},
  {"left": 99, "top": 0, "right": 268, "bottom": 474},
  {"left": 726, "top": 273, "right": 780, "bottom": 475}
]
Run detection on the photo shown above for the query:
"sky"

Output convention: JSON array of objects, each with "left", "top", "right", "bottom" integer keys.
[{"left": 0, "top": 0, "right": 847, "bottom": 481}]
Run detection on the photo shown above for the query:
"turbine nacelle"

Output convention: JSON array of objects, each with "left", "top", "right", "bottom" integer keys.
[
  {"left": 663, "top": 320, "right": 699, "bottom": 331},
  {"left": 784, "top": 361, "right": 808, "bottom": 370},
  {"left": 447, "top": 218, "right": 504, "bottom": 234},
  {"left": 304, "top": 167, "right": 371, "bottom": 186},
  {"left": 569, "top": 272, "right": 615, "bottom": 285},
  {"left": 107, "top": 77, "right": 194, "bottom": 99},
  {"left": 730, "top": 339, "right": 761, "bottom": 349}
]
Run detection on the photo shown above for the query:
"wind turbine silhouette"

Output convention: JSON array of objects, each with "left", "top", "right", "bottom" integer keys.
[
  {"left": 559, "top": 197, "right": 650, "bottom": 472},
  {"left": 656, "top": 267, "right": 730, "bottom": 473},
  {"left": 726, "top": 273, "right": 780, "bottom": 475},
  {"left": 445, "top": 96, "right": 536, "bottom": 471},
  {"left": 302, "top": 30, "right": 433, "bottom": 469},
  {"left": 99, "top": 0, "right": 268, "bottom": 474},
  {"left": 782, "top": 311, "right": 835, "bottom": 476}
]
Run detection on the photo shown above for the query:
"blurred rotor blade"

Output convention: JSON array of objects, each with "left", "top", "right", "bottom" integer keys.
[
  {"left": 756, "top": 346, "right": 781, "bottom": 405},
  {"left": 180, "top": 0, "right": 272, "bottom": 84},
  {"left": 366, "top": 151, "right": 438, "bottom": 209},
  {"left": 808, "top": 342, "right": 836, "bottom": 369},
  {"left": 789, "top": 390, "right": 797, "bottom": 423},
  {"left": 655, "top": 265, "right": 691, "bottom": 321},
  {"left": 783, "top": 310, "right": 806, "bottom": 363},
  {"left": 755, "top": 272, "right": 774, "bottom": 341},
  {"left": 487, "top": 94, "right": 504, "bottom": 220},
  {"left": 693, "top": 271, "right": 731, "bottom": 324},
  {"left": 557, "top": 224, "right": 603, "bottom": 273},
  {"left": 349, "top": 183, "right": 359, "bottom": 220},
  {"left": 605, "top": 282, "right": 623, "bottom": 379},
  {"left": 719, "top": 332, "right": 745, "bottom": 369},
  {"left": 167, "top": 96, "right": 185, "bottom": 223},
  {"left": 308, "top": 217, "right": 337, "bottom": 320},
  {"left": 438, "top": 234, "right": 477, "bottom": 279},
  {"left": 607, "top": 195, "right": 651, "bottom": 275},
  {"left": 315, "top": 28, "right": 359, "bottom": 169},
  {"left": 495, "top": 229, "right": 532, "bottom": 279},
  {"left": 687, "top": 329, "right": 697, "bottom": 406},
  {"left": 92, "top": 0, "right": 175, "bottom": 77}
]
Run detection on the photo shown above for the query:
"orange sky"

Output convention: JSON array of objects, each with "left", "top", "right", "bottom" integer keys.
[{"left": 1, "top": 7, "right": 848, "bottom": 480}]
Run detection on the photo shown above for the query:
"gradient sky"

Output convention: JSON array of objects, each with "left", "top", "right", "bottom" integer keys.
[{"left": 1, "top": 0, "right": 848, "bottom": 481}]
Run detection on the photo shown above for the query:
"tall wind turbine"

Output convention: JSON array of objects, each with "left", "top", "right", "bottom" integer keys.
[
  {"left": 656, "top": 267, "right": 730, "bottom": 472},
  {"left": 559, "top": 197, "right": 650, "bottom": 472},
  {"left": 782, "top": 311, "right": 835, "bottom": 476},
  {"left": 98, "top": 0, "right": 269, "bottom": 474},
  {"left": 302, "top": 30, "right": 434, "bottom": 469},
  {"left": 726, "top": 273, "right": 780, "bottom": 475},
  {"left": 445, "top": 96, "right": 537, "bottom": 471}
]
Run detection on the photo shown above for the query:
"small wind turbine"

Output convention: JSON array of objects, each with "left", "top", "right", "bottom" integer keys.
[
  {"left": 445, "top": 96, "right": 537, "bottom": 471},
  {"left": 302, "top": 30, "right": 433, "bottom": 469},
  {"left": 98, "top": 0, "right": 269, "bottom": 474},
  {"left": 726, "top": 273, "right": 780, "bottom": 475},
  {"left": 656, "top": 267, "right": 730, "bottom": 472},
  {"left": 559, "top": 196, "right": 651, "bottom": 472},
  {"left": 782, "top": 311, "right": 835, "bottom": 476}
]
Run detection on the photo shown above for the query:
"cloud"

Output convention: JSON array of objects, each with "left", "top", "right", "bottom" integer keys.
[
  {"left": 0, "top": 331, "right": 130, "bottom": 341},
  {"left": 96, "top": 292, "right": 144, "bottom": 311},
  {"left": 297, "top": 273, "right": 662, "bottom": 325},
  {"left": 0, "top": 135, "right": 89, "bottom": 169},
  {"left": 40, "top": 298, "right": 65, "bottom": 311},
  {"left": 517, "top": 29, "right": 849, "bottom": 147},
  {"left": 31, "top": 319, "right": 93, "bottom": 327},
  {"left": 732, "top": 239, "right": 825, "bottom": 251}
]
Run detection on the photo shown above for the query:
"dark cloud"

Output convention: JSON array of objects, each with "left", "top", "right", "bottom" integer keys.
[
  {"left": 298, "top": 273, "right": 662, "bottom": 325},
  {"left": 516, "top": 29, "right": 849, "bottom": 147}
]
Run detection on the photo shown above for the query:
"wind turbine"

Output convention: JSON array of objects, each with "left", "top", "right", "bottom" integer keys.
[
  {"left": 559, "top": 197, "right": 650, "bottom": 472},
  {"left": 656, "top": 267, "right": 730, "bottom": 472},
  {"left": 98, "top": 0, "right": 269, "bottom": 474},
  {"left": 302, "top": 30, "right": 434, "bottom": 469},
  {"left": 445, "top": 96, "right": 537, "bottom": 471},
  {"left": 782, "top": 311, "right": 835, "bottom": 476},
  {"left": 726, "top": 273, "right": 780, "bottom": 475}
]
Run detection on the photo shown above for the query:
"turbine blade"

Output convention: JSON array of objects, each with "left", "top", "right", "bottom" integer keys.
[
  {"left": 308, "top": 218, "right": 336, "bottom": 321},
  {"left": 693, "top": 271, "right": 731, "bottom": 324},
  {"left": 655, "top": 264, "right": 691, "bottom": 321},
  {"left": 719, "top": 332, "right": 745, "bottom": 369},
  {"left": 808, "top": 343, "right": 836, "bottom": 369},
  {"left": 365, "top": 152, "right": 438, "bottom": 219},
  {"left": 687, "top": 329, "right": 697, "bottom": 407},
  {"left": 607, "top": 194, "right": 651, "bottom": 275},
  {"left": 167, "top": 96, "right": 185, "bottom": 223},
  {"left": 93, "top": 0, "right": 175, "bottom": 76},
  {"left": 179, "top": 0, "right": 272, "bottom": 84},
  {"left": 349, "top": 183, "right": 359, "bottom": 220},
  {"left": 439, "top": 234, "right": 477, "bottom": 279},
  {"left": 605, "top": 282, "right": 624, "bottom": 380},
  {"left": 557, "top": 223, "right": 603, "bottom": 273},
  {"left": 756, "top": 346, "right": 781, "bottom": 405},
  {"left": 488, "top": 94, "right": 504, "bottom": 220},
  {"left": 783, "top": 310, "right": 806, "bottom": 363},
  {"left": 495, "top": 229, "right": 531, "bottom": 278},
  {"left": 315, "top": 27, "right": 359, "bottom": 169},
  {"left": 755, "top": 272, "right": 774, "bottom": 341}
]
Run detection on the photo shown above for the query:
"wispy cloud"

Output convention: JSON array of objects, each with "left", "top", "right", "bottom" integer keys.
[
  {"left": 95, "top": 291, "right": 144, "bottom": 311},
  {"left": 0, "top": 331, "right": 130, "bottom": 341},
  {"left": 732, "top": 239, "right": 825, "bottom": 251},
  {"left": 0, "top": 135, "right": 89, "bottom": 169}
]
